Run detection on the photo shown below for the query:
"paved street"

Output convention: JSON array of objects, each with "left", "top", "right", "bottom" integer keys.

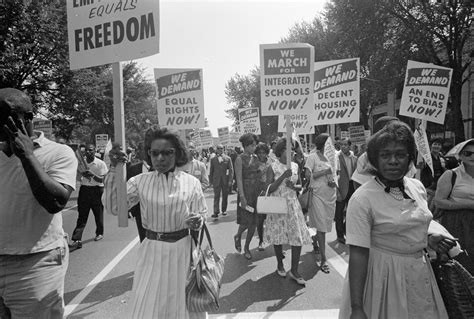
[{"left": 62, "top": 189, "right": 349, "bottom": 318}]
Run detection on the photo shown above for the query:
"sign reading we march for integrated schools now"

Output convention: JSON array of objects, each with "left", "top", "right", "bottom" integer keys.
[
  {"left": 313, "top": 58, "right": 360, "bottom": 125},
  {"left": 155, "top": 69, "right": 205, "bottom": 129},
  {"left": 67, "top": 0, "right": 160, "bottom": 70},
  {"left": 400, "top": 60, "right": 452, "bottom": 124},
  {"left": 239, "top": 108, "right": 261, "bottom": 135},
  {"left": 260, "top": 43, "right": 314, "bottom": 116}
]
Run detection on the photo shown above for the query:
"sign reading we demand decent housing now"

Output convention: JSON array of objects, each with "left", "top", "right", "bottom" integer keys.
[
  {"left": 67, "top": 0, "right": 160, "bottom": 70},
  {"left": 400, "top": 60, "right": 452, "bottom": 124},
  {"left": 260, "top": 43, "right": 314, "bottom": 116},
  {"left": 154, "top": 69, "right": 205, "bottom": 129},
  {"left": 239, "top": 108, "right": 261, "bottom": 135},
  {"left": 313, "top": 58, "right": 360, "bottom": 125}
]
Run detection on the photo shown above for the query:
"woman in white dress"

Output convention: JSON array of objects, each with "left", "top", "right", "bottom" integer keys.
[
  {"left": 104, "top": 128, "right": 208, "bottom": 319},
  {"left": 264, "top": 138, "right": 312, "bottom": 285},
  {"left": 339, "top": 121, "right": 456, "bottom": 319},
  {"left": 305, "top": 133, "right": 337, "bottom": 274}
]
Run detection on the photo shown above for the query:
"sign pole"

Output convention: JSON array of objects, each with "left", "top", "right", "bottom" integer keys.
[
  {"left": 286, "top": 115, "right": 292, "bottom": 169},
  {"left": 415, "top": 119, "right": 427, "bottom": 180},
  {"left": 112, "top": 62, "right": 128, "bottom": 227}
]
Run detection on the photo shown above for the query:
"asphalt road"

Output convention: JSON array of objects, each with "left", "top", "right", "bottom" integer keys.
[{"left": 62, "top": 189, "right": 349, "bottom": 318}]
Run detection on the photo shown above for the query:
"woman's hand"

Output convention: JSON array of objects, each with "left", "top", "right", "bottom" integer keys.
[
  {"left": 282, "top": 168, "right": 292, "bottom": 179},
  {"left": 428, "top": 234, "right": 457, "bottom": 254},
  {"left": 184, "top": 213, "right": 204, "bottom": 231},
  {"left": 240, "top": 197, "right": 248, "bottom": 210},
  {"left": 350, "top": 307, "right": 368, "bottom": 319}
]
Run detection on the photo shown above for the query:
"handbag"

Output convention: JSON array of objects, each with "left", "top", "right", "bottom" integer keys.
[
  {"left": 298, "top": 187, "right": 312, "bottom": 213},
  {"left": 257, "top": 185, "right": 288, "bottom": 214},
  {"left": 430, "top": 253, "right": 474, "bottom": 318},
  {"left": 186, "top": 224, "right": 225, "bottom": 312}
]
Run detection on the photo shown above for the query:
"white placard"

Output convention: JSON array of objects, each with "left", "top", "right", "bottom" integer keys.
[
  {"left": 414, "top": 127, "right": 434, "bottom": 177},
  {"left": 260, "top": 43, "right": 314, "bottom": 116},
  {"left": 199, "top": 130, "right": 213, "bottom": 149},
  {"left": 239, "top": 108, "right": 261, "bottom": 135},
  {"left": 218, "top": 127, "right": 230, "bottom": 146},
  {"left": 95, "top": 134, "right": 109, "bottom": 151},
  {"left": 277, "top": 114, "right": 314, "bottom": 134},
  {"left": 33, "top": 119, "right": 53, "bottom": 139},
  {"left": 67, "top": 0, "right": 160, "bottom": 70},
  {"left": 312, "top": 58, "right": 360, "bottom": 125},
  {"left": 154, "top": 69, "right": 205, "bottom": 129},
  {"left": 399, "top": 60, "right": 452, "bottom": 124}
]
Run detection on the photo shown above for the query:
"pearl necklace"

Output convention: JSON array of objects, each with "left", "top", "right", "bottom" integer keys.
[{"left": 375, "top": 177, "right": 405, "bottom": 201}]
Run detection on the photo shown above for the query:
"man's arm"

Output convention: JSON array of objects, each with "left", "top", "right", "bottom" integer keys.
[{"left": 209, "top": 157, "right": 214, "bottom": 182}]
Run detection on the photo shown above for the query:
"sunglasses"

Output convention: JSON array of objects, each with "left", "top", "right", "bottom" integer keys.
[
  {"left": 461, "top": 150, "right": 474, "bottom": 157},
  {"left": 149, "top": 149, "right": 176, "bottom": 157}
]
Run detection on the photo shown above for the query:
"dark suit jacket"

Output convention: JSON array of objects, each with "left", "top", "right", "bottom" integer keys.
[
  {"left": 209, "top": 154, "right": 233, "bottom": 187},
  {"left": 126, "top": 162, "right": 145, "bottom": 218},
  {"left": 337, "top": 152, "right": 357, "bottom": 201}
]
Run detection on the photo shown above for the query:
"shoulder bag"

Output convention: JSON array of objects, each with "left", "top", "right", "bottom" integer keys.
[
  {"left": 257, "top": 185, "right": 288, "bottom": 214},
  {"left": 432, "top": 170, "right": 456, "bottom": 221},
  {"left": 186, "top": 223, "right": 225, "bottom": 312},
  {"left": 298, "top": 179, "right": 312, "bottom": 214}
]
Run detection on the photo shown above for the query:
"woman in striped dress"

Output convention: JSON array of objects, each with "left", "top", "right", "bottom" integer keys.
[{"left": 104, "top": 128, "right": 208, "bottom": 319}]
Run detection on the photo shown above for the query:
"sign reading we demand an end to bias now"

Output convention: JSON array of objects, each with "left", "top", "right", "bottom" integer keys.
[
  {"left": 260, "top": 43, "right": 314, "bottom": 116},
  {"left": 400, "top": 60, "right": 452, "bottom": 124},
  {"left": 154, "top": 69, "right": 205, "bottom": 129},
  {"left": 239, "top": 108, "right": 261, "bottom": 135},
  {"left": 67, "top": 0, "right": 160, "bottom": 70},
  {"left": 313, "top": 58, "right": 360, "bottom": 125}
]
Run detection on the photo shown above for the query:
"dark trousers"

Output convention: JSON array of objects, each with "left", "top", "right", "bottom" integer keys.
[
  {"left": 213, "top": 182, "right": 228, "bottom": 214},
  {"left": 335, "top": 200, "right": 347, "bottom": 239},
  {"left": 72, "top": 186, "right": 104, "bottom": 241}
]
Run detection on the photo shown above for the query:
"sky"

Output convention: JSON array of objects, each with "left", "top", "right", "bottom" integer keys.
[{"left": 136, "top": 0, "right": 328, "bottom": 136}]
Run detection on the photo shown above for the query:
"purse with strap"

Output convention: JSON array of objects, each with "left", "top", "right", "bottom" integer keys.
[
  {"left": 186, "top": 223, "right": 225, "bottom": 312},
  {"left": 257, "top": 185, "right": 288, "bottom": 214}
]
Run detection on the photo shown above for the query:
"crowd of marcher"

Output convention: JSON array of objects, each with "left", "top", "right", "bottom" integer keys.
[{"left": 1, "top": 88, "right": 473, "bottom": 318}]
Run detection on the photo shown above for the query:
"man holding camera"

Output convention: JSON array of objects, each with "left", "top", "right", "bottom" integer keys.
[{"left": 0, "top": 88, "right": 77, "bottom": 318}]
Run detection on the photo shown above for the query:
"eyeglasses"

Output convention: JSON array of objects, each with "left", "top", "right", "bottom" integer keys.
[
  {"left": 378, "top": 152, "right": 409, "bottom": 161},
  {"left": 149, "top": 149, "right": 176, "bottom": 157},
  {"left": 461, "top": 150, "right": 474, "bottom": 157}
]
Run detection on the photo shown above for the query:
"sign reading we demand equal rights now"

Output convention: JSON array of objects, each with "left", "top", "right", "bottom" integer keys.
[
  {"left": 313, "top": 58, "right": 360, "bottom": 125},
  {"left": 154, "top": 69, "right": 205, "bottom": 129},
  {"left": 260, "top": 43, "right": 314, "bottom": 116},
  {"left": 67, "top": 0, "right": 160, "bottom": 70},
  {"left": 399, "top": 60, "right": 452, "bottom": 124}
]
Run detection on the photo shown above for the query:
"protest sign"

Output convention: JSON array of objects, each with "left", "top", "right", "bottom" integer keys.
[
  {"left": 238, "top": 108, "right": 261, "bottom": 135},
  {"left": 67, "top": 0, "right": 160, "bottom": 70},
  {"left": 260, "top": 43, "right": 314, "bottom": 116},
  {"left": 414, "top": 126, "right": 434, "bottom": 177},
  {"left": 190, "top": 130, "right": 202, "bottom": 149},
  {"left": 155, "top": 68, "right": 205, "bottom": 129},
  {"left": 340, "top": 131, "right": 349, "bottom": 140},
  {"left": 324, "top": 137, "right": 338, "bottom": 186},
  {"left": 229, "top": 132, "right": 241, "bottom": 148},
  {"left": 218, "top": 127, "right": 230, "bottom": 147},
  {"left": 399, "top": 61, "right": 452, "bottom": 124},
  {"left": 312, "top": 58, "right": 360, "bottom": 125},
  {"left": 95, "top": 134, "right": 109, "bottom": 151},
  {"left": 348, "top": 125, "right": 366, "bottom": 144},
  {"left": 33, "top": 119, "right": 53, "bottom": 139},
  {"left": 277, "top": 114, "right": 314, "bottom": 134},
  {"left": 364, "top": 130, "right": 371, "bottom": 141},
  {"left": 199, "top": 130, "right": 213, "bottom": 149}
]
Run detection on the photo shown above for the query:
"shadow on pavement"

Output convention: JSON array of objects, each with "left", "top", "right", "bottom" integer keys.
[
  {"left": 64, "top": 271, "right": 134, "bottom": 313},
  {"left": 221, "top": 254, "right": 257, "bottom": 284},
  {"left": 214, "top": 271, "right": 305, "bottom": 315}
]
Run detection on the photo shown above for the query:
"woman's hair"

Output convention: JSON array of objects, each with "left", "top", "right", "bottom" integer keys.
[
  {"left": 149, "top": 127, "right": 188, "bottom": 167},
  {"left": 314, "top": 133, "right": 329, "bottom": 151},
  {"left": 255, "top": 142, "right": 270, "bottom": 155},
  {"left": 367, "top": 121, "right": 416, "bottom": 172},
  {"left": 274, "top": 138, "right": 295, "bottom": 158},
  {"left": 239, "top": 133, "right": 258, "bottom": 148}
]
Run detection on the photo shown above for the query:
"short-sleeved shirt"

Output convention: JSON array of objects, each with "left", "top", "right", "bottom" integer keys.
[
  {"left": 0, "top": 131, "right": 78, "bottom": 254},
  {"left": 81, "top": 156, "right": 108, "bottom": 187},
  {"left": 346, "top": 177, "right": 431, "bottom": 254},
  {"left": 450, "top": 163, "right": 474, "bottom": 204}
]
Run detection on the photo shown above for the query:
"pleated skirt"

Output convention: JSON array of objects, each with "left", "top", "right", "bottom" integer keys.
[{"left": 130, "top": 237, "right": 207, "bottom": 319}]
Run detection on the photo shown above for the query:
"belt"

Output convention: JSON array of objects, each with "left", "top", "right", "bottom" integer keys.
[{"left": 145, "top": 229, "right": 189, "bottom": 242}]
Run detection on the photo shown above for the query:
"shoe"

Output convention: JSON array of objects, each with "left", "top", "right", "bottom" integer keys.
[
  {"left": 288, "top": 271, "right": 305, "bottom": 285},
  {"left": 211, "top": 213, "right": 219, "bottom": 219},
  {"left": 276, "top": 268, "right": 286, "bottom": 277},
  {"left": 319, "top": 262, "right": 330, "bottom": 274},
  {"left": 221, "top": 211, "right": 227, "bottom": 216},
  {"left": 258, "top": 243, "right": 265, "bottom": 251},
  {"left": 233, "top": 235, "right": 242, "bottom": 253},
  {"left": 94, "top": 235, "right": 103, "bottom": 241},
  {"left": 69, "top": 240, "right": 82, "bottom": 249},
  {"left": 244, "top": 249, "right": 252, "bottom": 260},
  {"left": 337, "top": 237, "right": 346, "bottom": 244}
]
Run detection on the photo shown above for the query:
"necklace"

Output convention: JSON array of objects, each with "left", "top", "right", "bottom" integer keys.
[{"left": 375, "top": 177, "right": 405, "bottom": 201}]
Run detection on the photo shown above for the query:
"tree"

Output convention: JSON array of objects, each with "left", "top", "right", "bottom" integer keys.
[{"left": 225, "top": 67, "right": 279, "bottom": 143}]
